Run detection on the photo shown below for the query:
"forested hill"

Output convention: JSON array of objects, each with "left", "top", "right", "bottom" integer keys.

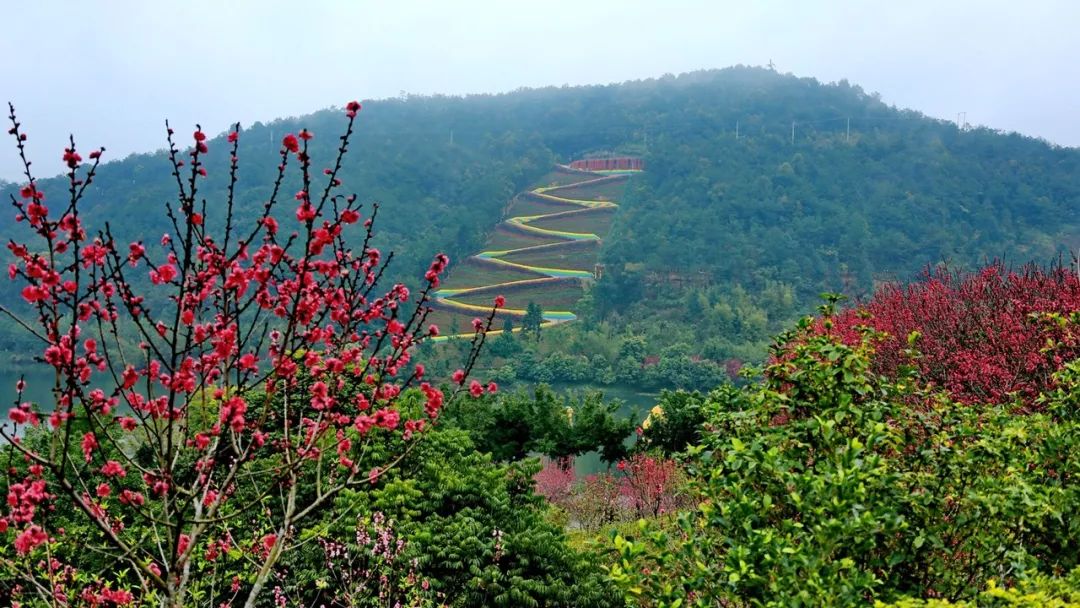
[
  {"left": 3, "top": 66, "right": 1080, "bottom": 365},
  {"left": 597, "top": 73, "right": 1080, "bottom": 305},
  {"left": 0, "top": 97, "right": 558, "bottom": 359}
]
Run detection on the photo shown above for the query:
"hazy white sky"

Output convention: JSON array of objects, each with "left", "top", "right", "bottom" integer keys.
[{"left": 2, "top": 0, "right": 1077, "bottom": 181}]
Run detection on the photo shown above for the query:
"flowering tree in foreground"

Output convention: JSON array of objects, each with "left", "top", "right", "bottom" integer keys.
[{"left": 0, "top": 102, "right": 499, "bottom": 606}]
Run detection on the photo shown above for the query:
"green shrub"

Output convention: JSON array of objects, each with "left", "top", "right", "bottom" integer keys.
[
  {"left": 443, "top": 385, "right": 634, "bottom": 464},
  {"left": 876, "top": 568, "right": 1080, "bottom": 607},
  {"left": 610, "top": 318, "right": 1080, "bottom": 607},
  {"left": 283, "top": 428, "right": 622, "bottom": 607}
]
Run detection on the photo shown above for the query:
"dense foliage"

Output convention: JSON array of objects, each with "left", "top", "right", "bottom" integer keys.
[
  {"left": 281, "top": 428, "right": 622, "bottom": 608},
  {"left": 874, "top": 568, "right": 1080, "bottom": 607},
  {"left": 441, "top": 385, "right": 635, "bottom": 465},
  {"left": 610, "top": 314, "right": 1080, "bottom": 606}
]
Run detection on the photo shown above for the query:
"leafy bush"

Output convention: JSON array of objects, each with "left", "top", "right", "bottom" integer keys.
[
  {"left": 610, "top": 315, "right": 1080, "bottom": 607},
  {"left": 876, "top": 567, "right": 1080, "bottom": 607},
  {"left": 284, "top": 428, "right": 622, "bottom": 608},
  {"left": 443, "top": 385, "right": 635, "bottom": 464},
  {"left": 637, "top": 389, "right": 707, "bottom": 455}
]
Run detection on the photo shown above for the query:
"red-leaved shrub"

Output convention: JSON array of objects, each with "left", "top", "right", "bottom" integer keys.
[{"left": 825, "top": 263, "right": 1080, "bottom": 406}]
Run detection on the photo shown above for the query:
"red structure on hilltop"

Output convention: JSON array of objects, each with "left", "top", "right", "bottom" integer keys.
[{"left": 569, "top": 157, "right": 644, "bottom": 171}]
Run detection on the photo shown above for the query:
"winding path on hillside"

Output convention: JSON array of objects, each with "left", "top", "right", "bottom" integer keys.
[{"left": 431, "top": 166, "right": 640, "bottom": 339}]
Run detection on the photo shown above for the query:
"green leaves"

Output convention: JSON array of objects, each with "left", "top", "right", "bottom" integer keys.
[{"left": 610, "top": 323, "right": 1080, "bottom": 606}]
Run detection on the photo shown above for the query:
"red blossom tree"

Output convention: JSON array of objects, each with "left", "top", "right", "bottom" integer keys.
[
  {"left": 823, "top": 263, "right": 1080, "bottom": 406},
  {"left": 617, "top": 453, "right": 683, "bottom": 519},
  {"left": 533, "top": 454, "right": 685, "bottom": 530},
  {"left": 0, "top": 102, "right": 501, "bottom": 607}
]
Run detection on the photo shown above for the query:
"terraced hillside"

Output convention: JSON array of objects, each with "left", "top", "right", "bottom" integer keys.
[{"left": 430, "top": 163, "right": 640, "bottom": 339}]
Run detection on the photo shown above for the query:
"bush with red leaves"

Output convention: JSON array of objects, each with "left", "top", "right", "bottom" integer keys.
[{"left": 824, "top": 263, "right": 1080, "bottom": 406}]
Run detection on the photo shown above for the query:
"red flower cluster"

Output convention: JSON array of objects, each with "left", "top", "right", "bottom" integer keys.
[
  {"left": 282, "top": 133, "right": 300, "bottom": 154},
  {"left": 822, "top": 263, "right": 1080, "bottom": 406}
]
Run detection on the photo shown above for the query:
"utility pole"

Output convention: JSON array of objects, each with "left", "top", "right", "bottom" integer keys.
[
  {"left": 791, "top": 121, "right": 795, "bottom": 145},
  {"left": 735, "top": 121, "right": 739, "bottom": 140},
  {"left": 846, "top": 117, "right": 850, "bottom": 143}
]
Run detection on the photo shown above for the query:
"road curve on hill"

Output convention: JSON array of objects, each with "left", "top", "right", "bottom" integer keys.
[{"left": 431, "top": 165, "right": 640, "bottom": 339}]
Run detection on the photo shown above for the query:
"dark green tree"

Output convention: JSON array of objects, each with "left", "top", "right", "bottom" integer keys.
[{"left": 523, "top": 301, "right": 544, "bottom": 343}]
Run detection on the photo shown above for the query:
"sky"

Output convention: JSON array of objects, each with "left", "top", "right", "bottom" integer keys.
[{"left": 1, "top": 0, "right": 1078, "bottom": 182}]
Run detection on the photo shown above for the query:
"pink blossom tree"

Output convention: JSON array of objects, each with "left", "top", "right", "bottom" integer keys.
[{"left": 0, "top": 101, "right": 500, "bottom": 606}]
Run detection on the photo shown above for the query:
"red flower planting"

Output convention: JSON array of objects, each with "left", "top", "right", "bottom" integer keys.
[{"left": 821, "top": 263, "right": 1080, "bottom": 406}]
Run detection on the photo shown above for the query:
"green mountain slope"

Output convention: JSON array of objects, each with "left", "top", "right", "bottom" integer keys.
[{"left": 4, "top": 66, "right": 1079, "bottom": 372}]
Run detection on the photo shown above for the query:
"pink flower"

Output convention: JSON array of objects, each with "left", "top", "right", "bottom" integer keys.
[
  {"left": 149, "top": 263, "right": 177, "bottom": 285},
  {"left": 101, "top": 460, "right": 126, "bottom": 478},
  {"left": 13, "top": 525, "right": 48, "bottom": 554},
  {"left": 8, "top": 407, "right": 31, "bottom": 425},
  {"left": 62, "top": 148, "right": 82, "bottom": 169},
  {"left": 128, "top": 242, "right": 146, "bottom": 266},
  {"left": 121, "top": 366, "right": 139, "bottom": 390},
  {"left": 282, "top": 134, "right": 299, "bottom": 154},
  {"left": 469, "top": 380, "right": 483, "bottom": 398},
  {"left": 494, "top": 295, "right": 506, "bottom": 308},
  {"left": 21, "top": 285, "right": 48, "bottom": 303},
  {"left": 262, "top": 216, "right": 279, "bottom": 235},
  {"left": 346, "top": 101, "right": 362, "bottom": 117},
  {"left": 81, "top": 432, "right": 99, "bottom": 462},
  {"left": 452, "top": 369, "right": 465, "bottom": 385},
  {"left": 262, "top": 533, "right": 277, "bottom": 555},
  {"left": 487, "top": 382, "right": 498, "bottom": 394},
  {"left": 118, "top": 490, "right": 145, "bottom": 506}
]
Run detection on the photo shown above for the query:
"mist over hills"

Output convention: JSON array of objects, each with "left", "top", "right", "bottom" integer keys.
[{"left": 3, "top": 66, "right": 1079, "bottom": 364}]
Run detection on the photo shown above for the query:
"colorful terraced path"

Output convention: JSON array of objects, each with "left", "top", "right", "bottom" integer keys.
[{"left": 430, "top": 164, "right": 641, "bottom": 340}]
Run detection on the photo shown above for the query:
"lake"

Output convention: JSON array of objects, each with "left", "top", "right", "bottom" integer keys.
[
  {"left": 1, "top": 368, "right": 63, "bottom": 412},
  {"left": 519, "top": 381, "right": 660, "bottom": 475}
]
